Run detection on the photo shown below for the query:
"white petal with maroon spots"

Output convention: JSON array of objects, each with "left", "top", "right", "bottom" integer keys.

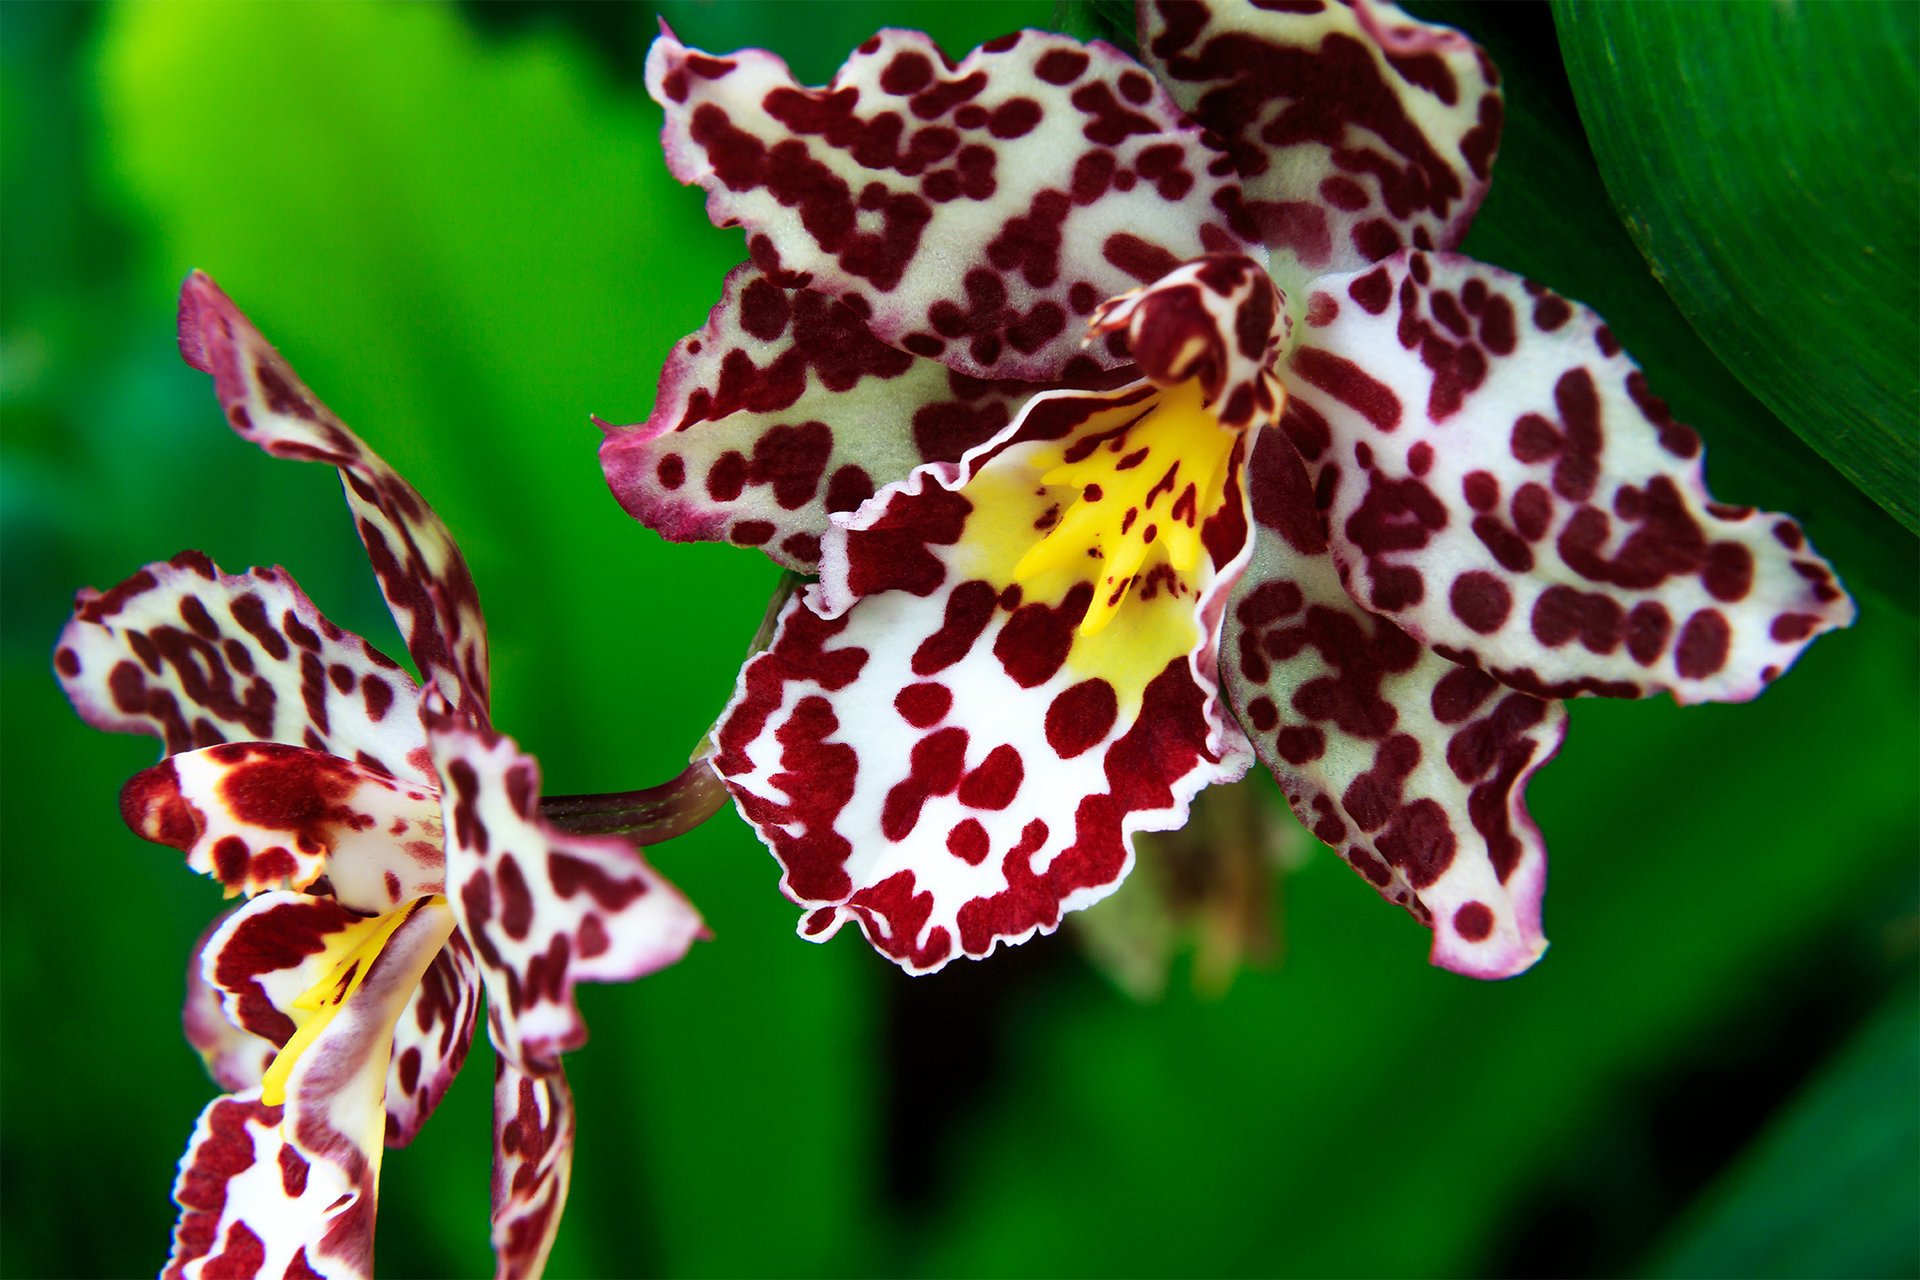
[
  {"left": 183, "top": 914, "right": 278, "bottom": 1094},
  {"left": 383, "top": 935, "right": 479, "bottom": 1149},
  {"left": 1139, "top": 0, "right": 1501, "bottom": 292},
  {"left": 178, "top": 273, "right": 489, "bottom": 713},
  {"left": 712, "top": 383, "right": 1254, "bottom": 974},
  {"left": 491, "top": 1062, "right": 574, "bottom": 1280},
  {"left": 1225, "top": 432, "right": 1559, "bottom": 976},
  {"left": 426, "top": 703, "right": 705, "bottom": 1071},
  {"left": 55, "top": 554, "right": 428, "bottom": 778},
  {"left": 647, "top": 27, "right": 1258, "bottom": 380},
  {"left": 600, "top": 262, "right": 1047, "bottom": 571},
  {"left": 166, "top": 1091, "right": 361, "bottom": 1280},
  {"left": 120, "top": 742, "right": 443, "bottom": 908},
  {"left": 1288, "top": 251, "right": 1854, "bottom": 704}
]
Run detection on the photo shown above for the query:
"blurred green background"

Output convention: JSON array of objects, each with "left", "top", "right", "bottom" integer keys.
[{"left": 2, "top": 2, "right": 1914, "bottom": 1276}]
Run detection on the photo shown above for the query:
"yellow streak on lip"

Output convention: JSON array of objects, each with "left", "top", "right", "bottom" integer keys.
[{"left": 259, "top": 895, "right": 443, "bottom": 1107}]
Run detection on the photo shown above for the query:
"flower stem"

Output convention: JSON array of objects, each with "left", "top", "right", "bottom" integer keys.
[{"left": 540, "top": 761, "right": 729, "bottom": 844}]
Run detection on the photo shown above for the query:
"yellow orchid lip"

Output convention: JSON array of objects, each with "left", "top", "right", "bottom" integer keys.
[
  {"left": 260, "top": 895, "right": 445, "bottom": 1107},
  {"left": 1014, "top": 380, "right": 1248, "bottom": 637}
]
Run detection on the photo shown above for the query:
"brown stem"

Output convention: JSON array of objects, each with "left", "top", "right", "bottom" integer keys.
[{"left": 539, "top": 761, "right": 729, "bottom": 843}]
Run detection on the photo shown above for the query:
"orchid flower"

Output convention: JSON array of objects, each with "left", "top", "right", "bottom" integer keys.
[
  {"left": 600, "top": 0, "right": 1853, "bottom": 979},
  {"left": 55, "top": 274, "right": 707, "bottom": 1279}
]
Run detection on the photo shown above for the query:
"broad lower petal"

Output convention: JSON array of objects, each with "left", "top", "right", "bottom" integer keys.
[
  {"left": 491, "top": 1061, "right": 574, "bottom": 1280},
  {"left": 426, "top": 704, "right": 705, "bottom": 1071},
  {"left": 647, "top": 27, "right": 1258, "bottom": 380},
  {"left": 1139, "top": 0, "right": 1501, "bottom": 293},
  {"left": 166, "top": 1091, "right": 361, "bottom": 1280},
  {"left": 55, "top": 552, "right": 429, "bottom": 778},
  {"left": 1289, "top": 251, "right": 1854, "bottom": 704},
  {"left": 1225, "top": 432, "right": 1560, "bottom": 976},
  {"left": 384, "top": 934, "right": 480, "bottom": 1148},
  {"left": 121, "top": 742, "right": 443, "bottom": 907},
  {"left": 600, "top": 262, "right": 1044, "bottom": 570},
  {"left": 177, "top": 272, "right": 490, "bottom": 712},
  {"left": 713, "top": 383, "right": 1254, "bottom": 973}
]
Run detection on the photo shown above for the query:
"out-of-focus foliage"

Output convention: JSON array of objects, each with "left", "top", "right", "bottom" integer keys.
[
  {"left": 2, "top": 4, "right": 1913, "bottom": 1278},
  {"left": 1554, "top": 0, "right": 1920, "bottom": 535}
]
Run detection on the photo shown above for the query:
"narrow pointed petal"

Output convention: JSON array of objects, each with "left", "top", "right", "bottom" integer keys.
[
  {"left": 177, "top": 272, "right": 489, "bottom": 712},
  {"left": 175, "top": 898, "right": 456, "bottom": 1280},
  {"left": 55, "top": 553, "right": 428, "bottom": 777},
  {"left": 491, "top": 1062, "right": 574, "bottom": 1280},
  {"left": 183, "top": 915, "right": 277, "bottom": 1093},
  {"left": 646, "top": 28, "right": 1258, "bottom": 380},
  {"left": 1139, "top": 0, "right": 1501, "bottom": 288},
  {"left": 713, "top": 383, "right": 1255, "bottom": 973},
  {"left": 601, "top": 262, "right": 1046, "bottom": 570},
  {"left": 425, "top": 703, "right": 704, "bottom": 1071},
  {"left": 121, "top": 742, "right": 443, "bottom": 908},
  {"left": 166, "top": 1091, "right": 361, "bottom": 1280},
  {"left": 383, "top": 934, "right": 480, "bottom": 1148},
  {"left": 1289, "top": 251, "right": 1854, "bottom": 704},
  {"left": 1226, "top": 432, "right": 1560, "bottom": 976}
]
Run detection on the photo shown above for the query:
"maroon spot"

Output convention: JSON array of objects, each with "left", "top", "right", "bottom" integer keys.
[
  {"left": 1675, "top": 609, "right": 1731, "bottom": 679},
  {"left": 912, "top": 580, "right": 997, "bottom": 676},
  {"left": 895, "top": 682, "right": 952, "bottom": 727},
  {"left": 1462, "top": 471, "right": 1498, "bottom": 512},
  {"left": 988, "top": 98, "right": 1041, "bottom": 139},
  {"left": 706, "top": 451, "right": 748, "bottom": 501},
  {"left": 1274, "top": 726, "right": 1325, "bottom": 764},
  {"left": 1430, "top": 665, "right": 1497, "bottom": 724},
  {"left": 1246, "top": 696, "right": 1278, "bottom": 731},
  {"left": 1450, "top": 571, "right": 1512, "bottom": 634},
  {"left": 947, "top": 818, "right": 990, "bottom": 865},
  {"left": 738, "top": 276, "right": 793, "bottom": 340},
  {"left": 731, "top": 520, "right": 776, "bottom": 546},
  {"left": 957, "top": 744, "right": 1024, "bottom": 809},
  {"left": 1452, "top": 901, "right": 1493, "bottom": 942},
  {"left": 1530, "top": 584, "right": 1623, "bottom": 654},
  {"left": 825, "top": 465, "right": 875, "bottom": 514},
  {"left": 1704, "top": 542, "right": 1754, "bottom": 603},
  {"left": 1625, "top": 601, "right": 1672, "bottom": 666},
  {"left": 880, "top": 51, "right": 934, "bottom": 95},
  {"left": 54, "top": 647, "right": 79, "bottom": 677},
  {"left": 1045, "top": 678, "right": 1117, "bottom": 757},
  {"left": 1290, "top": 346, "right": 1402, "bottom": 431},
  {"left": 993, "top": 584, "right": 1089, "bottom": 687},
  {"left": 880, "top": 726, "right": 970, "bottom": 840},
  {"left": 1034, "top": 48, "right": 1090, "bottom": 84},
  {"left": 1770, "top": 613, "right": 1823, "bottom": 642},
  {"left": 496, "top": 856, "right": 535, "bottom": 942}
]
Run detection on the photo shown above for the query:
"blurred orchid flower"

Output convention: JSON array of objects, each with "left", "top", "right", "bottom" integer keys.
[
  {"left": 56, "top": 275, "right": 705, "bottom": 1280},
  {"left": 600, "top": 0, "right": 1852, "bottom": 978}
]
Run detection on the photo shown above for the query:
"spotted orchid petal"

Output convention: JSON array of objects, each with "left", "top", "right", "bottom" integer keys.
[
  {"left": 425, "top": 699, "right": 705, "bottom": 1071},
  {"left": 180, "top": 894, "right": 458, "bottom": 1280},
  {"left": 184, "top": 914, "right": 278, "bottom": 1094},
  {"left": 177, "top": 272, "right": 489, "bottom": 713},
  {"left": 1225, "top": 431, "right": 1560, "bottom": 976},
  {"left": 119, "top": 742, "right": 443, "bottom": 907},
  {"left": 647, "top": 27, "right": 1259, "bottom": 381},
  {"left": 1288, "top": 250, "right": 1854, "bottom": 704},
  {"left": 600, "top": 263, "right": 1049, "bottom": 570},
  {"left": 383, "top": 936, "right": 480, "bottom": 1149},
  {"left": 491, "top": 1061, "right": 574, "bottom": 1280},
  {"left": 167, "top": 1092, "right": 357, "bottom": 1280},
  {"left": 713, "top": 371, "right": 1257, "bottom": 973},
  {"left": 1139, "top": 0, "right": 1501, "bottom": 292},
  {"left": 55, "top": 553, "right": 427, "bottom": 777}
]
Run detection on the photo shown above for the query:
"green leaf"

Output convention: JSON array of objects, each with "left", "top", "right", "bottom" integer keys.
[
  {"left": 1553, "top": 0, "right": 1920, "bottom": 534},
  {"left": 1645, "top": 985, "right": 1920, "bottom": 1279}
]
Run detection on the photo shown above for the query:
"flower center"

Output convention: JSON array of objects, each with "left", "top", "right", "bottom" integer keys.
[
  {"left": 1013, "top": 380, "right": 1242, "bottom": 637},
  {"left": 260, "top": 895, "right": 445, "bottom": 1106}
]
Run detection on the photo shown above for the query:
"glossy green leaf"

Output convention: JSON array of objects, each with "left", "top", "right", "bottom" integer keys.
[{"left": 1554, "top": 0, "right": 1920, "bottom": 534}]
